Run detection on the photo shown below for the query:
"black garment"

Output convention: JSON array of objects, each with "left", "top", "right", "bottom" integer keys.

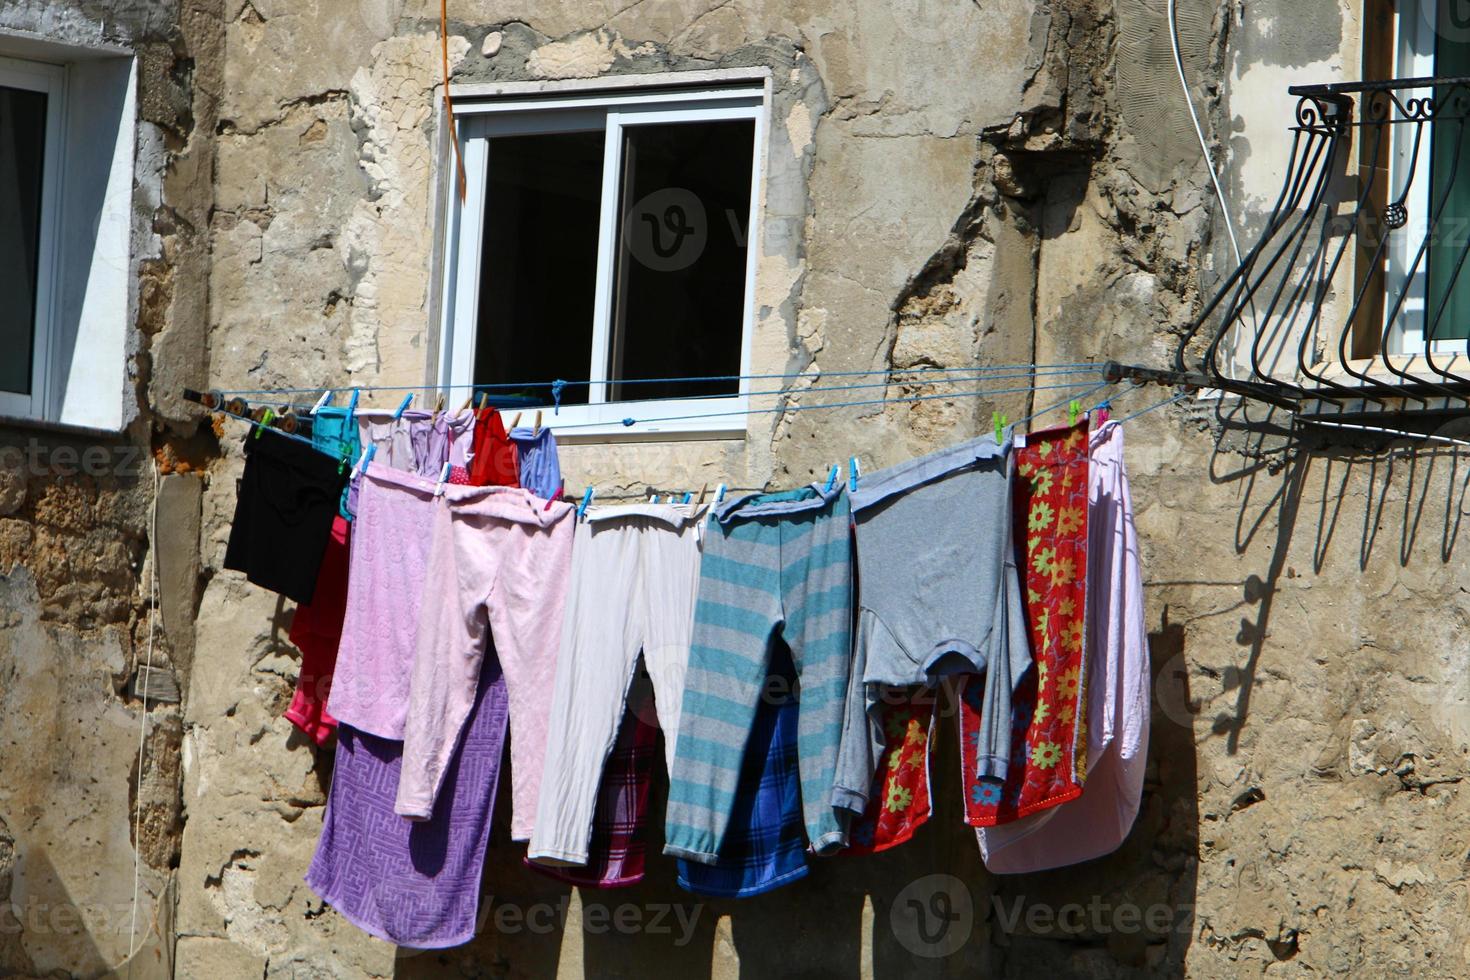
[{"left": 224, "top": 429, "right": 349, "bottom": 604}]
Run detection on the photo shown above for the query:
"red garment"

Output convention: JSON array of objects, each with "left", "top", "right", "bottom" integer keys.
[
  {"left": 466, "top": 407, "right": 519, "bottom": 487},
  {"left": 961, "top": 420, "right": 1090, "bottom": 825},
  {"left": 844, "top": 686, "right": 935, "bottom": 855},
  {"left": 285, "top": 515, "right": 351, "bottom": 745}
]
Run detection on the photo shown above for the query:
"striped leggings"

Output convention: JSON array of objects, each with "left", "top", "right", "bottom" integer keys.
[{"left": 664, "top": 485, "right": 852, "bottom": 862}]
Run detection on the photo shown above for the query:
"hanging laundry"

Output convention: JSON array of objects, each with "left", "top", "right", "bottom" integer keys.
[
  {"left": 394, "top": 487, "right": 574, "bottom": 840},
  {"left": 528, "top": 502, "right": 704, "bottom": 867},
  {"left": 960, "top": 420, "right": 1090, "bottom": 826},
  {"left": 526, "top": 679, "right": 660, "bottom": 889},
  {"left": 223, "top": 430, "right": 348, "bottom": 605},
  {"left": 664, "top": 484, "right": 852, "bottom": 863},
  {"left": 309, "top": 405, "right": 360, "bottom": 520},
  {"left": 305, "top": 655, "right": 509, "bottom": 949},
  {"left": 678, "top": 647, "right": 809, "bottom": 897},
  {"left": 327, "top": 465, "right": 444, "bottom": 740},
  {"left": 833, "top": 434, "right": 1030, "bottom": 817},
  {"left": 284, "top": 514, "right": 350, "bottom": 745},
  {"left": 842, "top": 686, "right": 937, "bottom": 855},
  {"left": 976, "top": 420, "right": 1150, "bottom": 870},
  {"left": 465, "top": 405, "right": 519, "bottom": 487},
  {"left": 412, "top": 410, "right": 475, "bottom": 478},
  {"left": 509, "top": 424, "right": 562, "bottom": 500},
  {"left": 357, "top": 415, "right": 419, "bottom": 472}
]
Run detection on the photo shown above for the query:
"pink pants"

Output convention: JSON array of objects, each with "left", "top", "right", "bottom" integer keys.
[{"left": 394, "top": 487, "right": 575, "bottom": 842}]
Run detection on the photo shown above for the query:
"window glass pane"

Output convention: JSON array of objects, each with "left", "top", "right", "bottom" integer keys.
[
  {"left": 0, "top": 83, "right": 46, "bottom": 396},
  {"left": 475, "top": 130, "right": 605, "bottom": 407},
  {"left": 1427, "top": 30, "right": 1470, "bottom": 342},
  {"left": 608, "top": 119, "right": 754, "bottom": 402}
]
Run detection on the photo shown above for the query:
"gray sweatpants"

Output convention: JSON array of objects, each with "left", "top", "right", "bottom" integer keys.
[{"left": 833, "top": 432, "right": 1032, "bottom": 815}]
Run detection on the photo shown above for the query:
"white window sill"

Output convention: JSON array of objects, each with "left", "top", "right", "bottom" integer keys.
[{"left": 503, "top": 396, "right": 749, "bottom": 443}]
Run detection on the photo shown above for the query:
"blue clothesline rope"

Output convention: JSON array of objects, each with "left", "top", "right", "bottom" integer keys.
[{"left": 208, "top": 362, "right": 1107, "bottom": 399}]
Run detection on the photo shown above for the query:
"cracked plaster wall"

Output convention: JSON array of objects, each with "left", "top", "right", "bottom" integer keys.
[{"left": 0, "top": 0, "right": 1450, "bottom": 976}]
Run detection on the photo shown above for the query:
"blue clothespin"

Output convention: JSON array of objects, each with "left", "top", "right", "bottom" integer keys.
[
  {"left": 350, "top": 444, "right": 376, "bottom": 479},
  {"left": 992, "top": 411, "right": 1007, "bottom": 444},
  {"left": 681, "top": 491, "right": 693, "bottom": 504},
  {"left": 346, "top": 389, "right": 359, "bottom": 424},
  {"left": 714, "top": 483, "right": 727, "bottom": 505},
  {"left": 848, "top": 456, "right": 860, "bottom": 493},
  {"left": 393, "top": 393, "right": 414, "bottom": 421},
  {"left": 824, "top": 465, "right": 839, "bottom": 493},
  {"left": 578, "top": 487, "right": 595, "bottom": 519}
]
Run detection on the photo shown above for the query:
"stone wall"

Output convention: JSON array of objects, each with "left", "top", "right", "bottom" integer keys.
[
  {"left": 0, "top": 0, "right": 221, "bottom": 976},
  {"left": 6, "top": 0, "right": 1470, "bottom": 976}
]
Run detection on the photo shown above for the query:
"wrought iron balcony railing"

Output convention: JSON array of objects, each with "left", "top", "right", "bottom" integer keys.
[{"left": 1174, "top": 76, "right": 1470, "bottom": 416}]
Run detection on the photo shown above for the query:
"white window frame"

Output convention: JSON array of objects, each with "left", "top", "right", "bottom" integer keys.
[
  {"left": 0, "top": 54, "right": 65, "bottom": 421},
  {"left": 1382, "top": 0, "right": 1470, "bottom": 356},
  {"left": 437, "top": 79, "right": 768, "bottom": 439}
]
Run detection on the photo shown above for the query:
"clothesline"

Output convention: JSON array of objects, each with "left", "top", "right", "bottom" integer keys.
[{"left": 207, "top": 362, "right": 1108, "bottom": 399}]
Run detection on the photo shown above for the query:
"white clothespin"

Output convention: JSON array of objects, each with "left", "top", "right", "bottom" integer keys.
[
  {"left": 311, "top": 390, "right": 332, "bottom": 415},
  {"left": 434, "top": 461, "right": 452, "bottom": 497},
  {"left": 350, "top": 445, "right": 376, "bottom": 480}
]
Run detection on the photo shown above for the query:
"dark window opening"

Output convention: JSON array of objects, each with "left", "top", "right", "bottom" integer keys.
[{"left": 0, "top": 84, "right": 47, "bottom": 396}]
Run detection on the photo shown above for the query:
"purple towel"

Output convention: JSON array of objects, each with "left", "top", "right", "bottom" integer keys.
[{"left": 306, "top": 658, "right": 508, "bottom": 948}]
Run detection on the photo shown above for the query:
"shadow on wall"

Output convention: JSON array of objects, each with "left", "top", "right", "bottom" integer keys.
[
  {"left": 392, "top": 673, "right": 1201, "bottom": 978},
  {"left": 1201, "top": 398, "right": 1470, "bottom": 759}
]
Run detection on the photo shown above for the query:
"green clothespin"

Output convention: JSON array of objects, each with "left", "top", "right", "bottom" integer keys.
[
  {"left": 1068, "top": 400, "right": 1081, "bottom": 426},
  {"left": 253, "top": 408, "right": 275, "bottom": 439},
  {"left": 992, "top": 411, "right": 1007, "bottom": 444}
]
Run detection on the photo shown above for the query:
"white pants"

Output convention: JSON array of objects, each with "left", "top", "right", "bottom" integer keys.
[{"left": 528, "top": 503, "right": 704, "bottom": 866}]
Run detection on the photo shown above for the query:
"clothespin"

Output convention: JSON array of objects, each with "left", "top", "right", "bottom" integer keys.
[
  {"left": 1093, "top": 397, "right": 1112, "bottom": 426},
  {"left": 350, "top": 445, "right": 377, "bottom": 480},
  {"left": 848, "top": 456, "right": 861, "bottom": 493},
  {"left": 346, "top": 389, "right": 360, "bottom": 425},
  {"left": 393, "top": 393, "right": 414, "bottom": 421},
  {"left": 477, "top": 392, "right": 489, "bottom": 412},
  {"left": 577, "top": 487, "right": 595, "bottom": 519},
  {"left": 696, "top": 484, "right": 709, "bottom": 505},
  {"left": 715, "top": 483, "right": 727, "bottom": 505},
  {"left": 650, "top": 494, "right": 661, "bottom": 504},
  {"left": 823, "top": 465, "right": 839, "bottom": 493},
  {"left": 433, "top": 391, "right": 446, "bottom": 421},
  {"left": 458, "top": 390, "right": 476, "bottom": 415},
  {"left": 434, "top": 461, "right": 452, "bottom": 497},
  {"left": 253, "top": 408, "right": 275, "bottom": 439},
  {"left": 534, "top": 409, "right": 542, "bottom": 436},
  {"left": 992, "top": 411, "right": 1007, "bottom": 444},
  {"left": 1068, "top": 400, "right": 1081, "bottom": 427},
  {"left": 511, "top": 412, "right": 523, "bottom": 429},
  {"left": 311, "top": 390, "right": 332, "bottom": 416},
  {"left": 681, "top": 491, "right": 693, "bottom": 504}
]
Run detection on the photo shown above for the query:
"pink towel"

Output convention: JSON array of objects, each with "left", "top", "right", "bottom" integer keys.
[{"left": 394, "top": 487, "right": 575, "bottom": 842}]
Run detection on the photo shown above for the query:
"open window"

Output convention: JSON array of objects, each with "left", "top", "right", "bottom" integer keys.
[{"left": 437, "top": 76, "right": 768, "bottom": 438}]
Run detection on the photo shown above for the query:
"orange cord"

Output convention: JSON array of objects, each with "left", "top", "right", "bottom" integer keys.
[{"left": 442, "top": 0, "right": 466, "bottom": 201}]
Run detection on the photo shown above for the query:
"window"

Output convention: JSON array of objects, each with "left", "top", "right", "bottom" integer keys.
[
  {"left": 0, "top": 39, "right": 136, "bottom": 431},
  {"left": 0, "top": 55, "right": 63, "bottom": 420},
  {"left": 1364, "top": 0, "right": 1470, "bottom": 355},
  {"left": 438, "top": 76, "right": 768, "bottom": 436}
]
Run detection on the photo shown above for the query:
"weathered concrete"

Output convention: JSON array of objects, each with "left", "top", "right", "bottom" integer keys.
[{"left": 5, "top": 0, "right": 1470, "bottom": 975}]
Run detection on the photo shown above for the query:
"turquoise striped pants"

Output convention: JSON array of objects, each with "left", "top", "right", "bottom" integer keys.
[{"left": 664, "top": 484, "right": 853, "bottom": 863}]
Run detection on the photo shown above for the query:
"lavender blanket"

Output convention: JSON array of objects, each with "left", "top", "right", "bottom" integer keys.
[{"left": 306, "top": 659, "right": 508, "bottom": 948}]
